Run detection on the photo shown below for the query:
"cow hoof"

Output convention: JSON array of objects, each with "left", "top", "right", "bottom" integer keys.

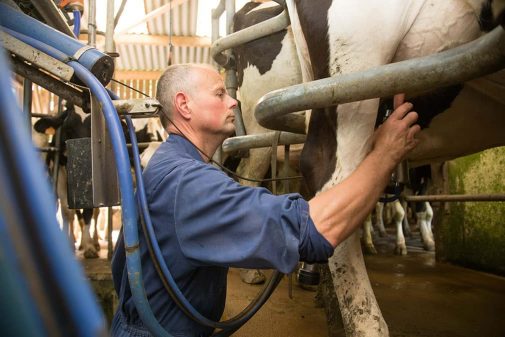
[
  {"left": 395, "top": 245, "right": 408, "bottom": 256},
  {"left": 424, "top": 241, "right": 436, "bottom": 251},
  {"left": 363, "top": 243, "right": 377, "bottom": 255},
  {"left": 84, "top": 248, "right": 99, "bottom": 259},
  {"left": 94, "top": 242, "right": 101, "bottom": 251}
]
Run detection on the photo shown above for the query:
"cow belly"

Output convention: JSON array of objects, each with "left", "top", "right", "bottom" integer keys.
[
  {"left": 393, "top": 0, "right": 481, "bottom": 61},
  {"left": 236, "top": 27, "right": 302, "bottom": 187}
]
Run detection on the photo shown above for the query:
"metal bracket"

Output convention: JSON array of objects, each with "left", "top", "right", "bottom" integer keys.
[
  {"left": 1, "top": 31, "right": 74, "bottom": 81},
  {"left": 91, "top": 96, "right": 120, "bottom": 207},
  {"left": 113, "top": 98, "right": 160, "bottom": 118}
]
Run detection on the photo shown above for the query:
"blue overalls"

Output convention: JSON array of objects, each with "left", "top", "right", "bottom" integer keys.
[{"left": 111, "top": 134, "right": 333, "bottom": 336}]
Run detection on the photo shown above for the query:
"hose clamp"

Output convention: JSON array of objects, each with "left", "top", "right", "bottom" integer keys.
[{"left": 73, "top": 45, "right": 95, "bottom": 61}]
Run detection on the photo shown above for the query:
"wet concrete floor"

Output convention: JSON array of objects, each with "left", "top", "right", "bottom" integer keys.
[
  {"left": 83, "top": 231, "right": 505, "bottom": 337},
  {"left": 224, "top": 233, "right": 505, "bottom": 337}
]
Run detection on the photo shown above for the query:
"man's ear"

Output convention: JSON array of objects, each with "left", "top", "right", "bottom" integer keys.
[{"left": 174, "top": 92, "right": 191, "bottom": 120}]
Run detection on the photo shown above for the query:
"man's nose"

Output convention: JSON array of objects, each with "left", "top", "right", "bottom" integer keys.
[{"left": 228, "top": 95, "right": 238, "bottom": 109}]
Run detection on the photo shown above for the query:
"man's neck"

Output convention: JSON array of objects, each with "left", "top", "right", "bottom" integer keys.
[{"left": 167, "top": 126, "right": 223, "bottom": 162}]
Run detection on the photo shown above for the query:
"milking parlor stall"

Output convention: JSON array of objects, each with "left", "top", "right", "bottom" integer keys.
[{"left": 1, "top": 0, "right": 505, "bottom": 336}]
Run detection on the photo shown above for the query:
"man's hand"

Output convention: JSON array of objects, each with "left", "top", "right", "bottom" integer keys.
[{"left": 372, "top": 94, "right": 421, "bottom": 164}]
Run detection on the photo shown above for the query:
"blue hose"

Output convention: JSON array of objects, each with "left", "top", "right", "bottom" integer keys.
[
  {"left": 0, "top": 2, "right": 113, "bottom": 85},
  {"left": 71, "top": 56, "right": 173, "bottom": 337},
  {"left": 4, "top": 29, "right": 172, "bottom": 337},
  {"left": 0, "top": 35, "right": 106, "bottom": 336},
  {"left": 73, "top": 10, "right": 81, "bottom": 38}
]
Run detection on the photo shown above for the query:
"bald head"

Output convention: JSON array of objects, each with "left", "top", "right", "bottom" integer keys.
[{"left": 156, "top": 63, "right": 217, "bottom": 128}]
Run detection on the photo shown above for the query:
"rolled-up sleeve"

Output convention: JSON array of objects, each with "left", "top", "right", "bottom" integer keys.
[
  {"left": 172, "top": 162, "right": 333, "bottom": 274},
  {"left": 297, "top": 200, "right": 334, "bottom": 263}
]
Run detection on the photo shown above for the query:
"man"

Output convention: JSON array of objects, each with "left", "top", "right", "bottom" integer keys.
[{"left": 111, "top": 63, "right": 420, "bottom": 336}]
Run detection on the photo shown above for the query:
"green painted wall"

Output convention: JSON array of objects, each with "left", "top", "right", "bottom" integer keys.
[{"left": 438, "top": 147, "right": 505, "bottom": 275}]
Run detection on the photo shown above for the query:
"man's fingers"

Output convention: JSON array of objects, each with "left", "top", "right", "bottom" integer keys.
[
  {"left": 402, "top": 110, "right": 419, "bottom": 126},
  {"left": 407, "top": 124, "right": 421, "bottom": 140},
  {"left": 390, "top": 102, "right": 413, "bottom": 119},
  {"left": 393, "top": 93, "right": 405, "bottom": 109}
]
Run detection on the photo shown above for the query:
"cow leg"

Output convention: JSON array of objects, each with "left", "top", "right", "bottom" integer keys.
[
  {"left": 362, "top": 214, "right": 377, "bottom": 255},
  {"left": 92, "top": 208, "right": 101, "bottom": 251},
  {"left": 60, "top": 203, "right": 77, "bottom": 245},
  {"left": 374, "top": 202, "right": 387, "bottom": 237},
  {"left": 391, "top": 200, "right": 407, "bottom": 255},
  {"left": 329, "top": 234, "right": 388, "bottom": 336},
  {"left": 417, "top": 202, "right": 435, "bottom": 251},
  {"left": 401, "top": 199, "right": 412, "bottom": 238},
  {"left": 79, "top": 208, "right": 99, "bottom": 259}
]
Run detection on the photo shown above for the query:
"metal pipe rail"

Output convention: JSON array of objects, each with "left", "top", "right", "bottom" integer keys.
[
  {"left": 255, "top": 26, "right": 505, "bottom": 133},
  {"left": 211, "top": 7, "right": 290, "bottom": 67},
  {"left": 222, "top": 131, "right": 305, "bottom": 153},
  {"left": 405, "top": 194, "right": 505, "bottom": 202}
]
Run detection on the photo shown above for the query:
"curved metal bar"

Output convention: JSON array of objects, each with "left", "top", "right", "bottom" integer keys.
[
  {"left": 405, "top": 194, "right": 505, "bottom": 202},
  {"left": 255, "top": 26, "right": 505, "bottom": 132},
  {"left": 222, "top": 131, "right": 305, "bottom": 153},
  {"left": 211, "top": 8, "right": 290, "bottom": 67}
]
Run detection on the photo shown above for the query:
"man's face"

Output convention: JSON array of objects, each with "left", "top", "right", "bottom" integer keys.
[{"left": 188, "top": 67, "right": 237, "bottom": 138}]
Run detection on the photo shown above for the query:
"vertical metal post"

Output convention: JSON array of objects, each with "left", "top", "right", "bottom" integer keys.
[
  {"left": 23, "top": 78, "right": 32, "bottom": 133},
  {"left": 107, "top": 207, "right": 113, "bottom": 260},
  {"left": 88, "top": 0, "right": 97, "bottom": 48},
  {"left": 211, "top": 0, "right": 226, "bottom": 165},
  {"left": 224, "top": 0, "right": 246, "bottom": 137},
  {"left": 105, "top": 0, "right": 117, "bottom": 94},
  {"left": 270, "top": 131, "right": 280, "bottom": 194},
  {"left": 225, "top": 0, "right": 235, "bottom": 35},
  {"left": 282, "top": 144, "right": 290, "bottom": 193},
  {"left": 51, "top": 98, "right": 63, "bottom": 193},
  {"left": 105, "top": 0, "right": 115, "bottom": 55},
  {"left": 211, "top": 0, "right": 225, "bottom": 44}
]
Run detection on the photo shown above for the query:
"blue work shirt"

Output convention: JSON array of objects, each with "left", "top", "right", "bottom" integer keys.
[{"left": 111, "top": 134, "right": 333, "bottom": 337}]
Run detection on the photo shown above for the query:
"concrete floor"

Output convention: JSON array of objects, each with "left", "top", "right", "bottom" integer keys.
[
  {"left": 223, "top": 269, "right": 327, "bottom": 337},
  {"left": 83, "top": 231, "right": 505, "bottom": 337},
  {"left": 221, "top": 232, "right": 505, "bottom": 337}
]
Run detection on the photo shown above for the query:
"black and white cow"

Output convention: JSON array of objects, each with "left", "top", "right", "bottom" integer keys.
[
  {"left": 233, "top": 1, "right": 303, "bottom": 191},
  {"left": 232, "top": 0, "right": 505, "bottom": 335},
  {"left": 367, "top": 165, "right": 436, "bottom": 255}
]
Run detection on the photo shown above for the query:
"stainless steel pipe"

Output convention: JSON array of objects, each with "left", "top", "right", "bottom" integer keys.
[
  {"left": 222, "top": 131, "right": 305, "bottom": 153},
  {"left": 255, "top": 26, "right": 505, "bottom": 133},
  {"left": 405, "top": 194, "right": 505, "bottom": 202},
  {"left": 211, "top": 8, "right": 290, "bottom": 67}
]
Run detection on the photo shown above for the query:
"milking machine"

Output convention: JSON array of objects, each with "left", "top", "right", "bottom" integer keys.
[{"left": 0, "top": 2, "right": 286, "bottom": 336}]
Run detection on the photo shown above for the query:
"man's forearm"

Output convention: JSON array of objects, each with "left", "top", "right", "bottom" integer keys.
[{"left": 308, "top": 149, "right": 396, "bottom": 247}]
